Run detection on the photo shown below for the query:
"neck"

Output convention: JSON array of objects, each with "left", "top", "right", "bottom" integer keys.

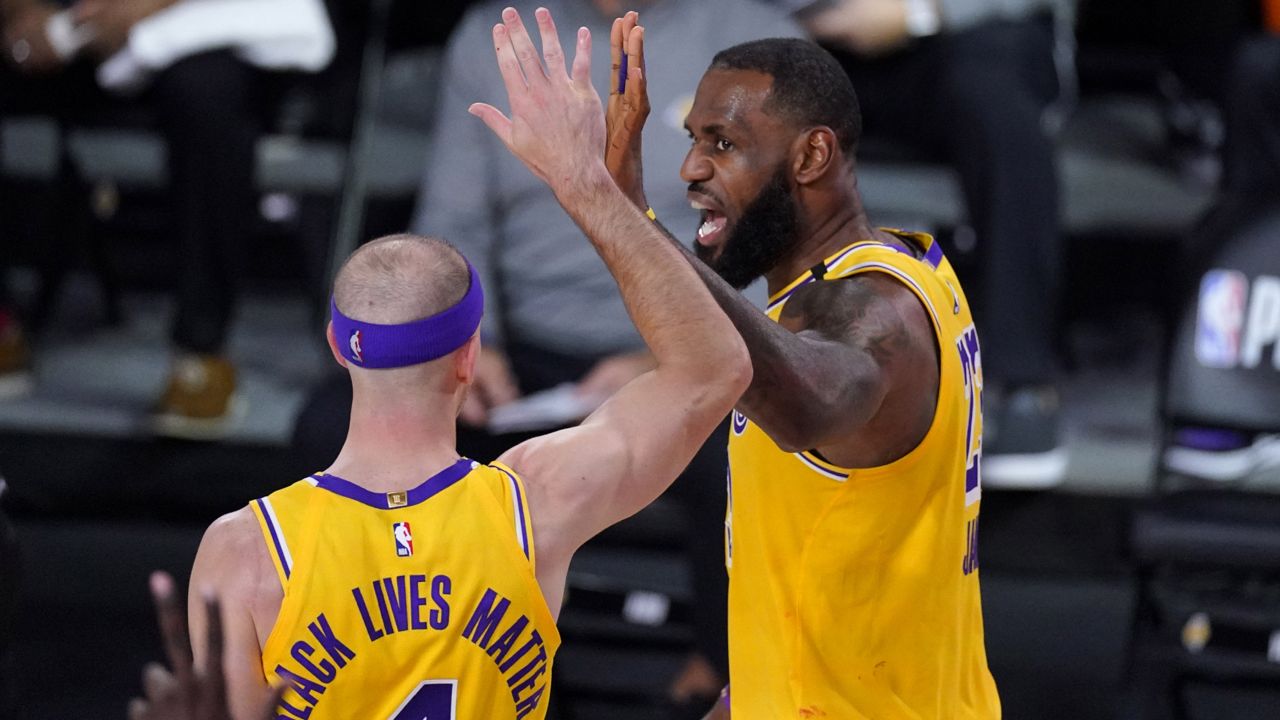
[
  {"left": 763, "top": 188, "right": 882, "bottom": 296},
  {"left": 325, "top": 390, "right": 462, "bottom": 493}
]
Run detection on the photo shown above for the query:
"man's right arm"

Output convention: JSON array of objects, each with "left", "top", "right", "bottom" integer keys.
[{"left": 472, "top": 8, "right": 749, "bottom": 594}]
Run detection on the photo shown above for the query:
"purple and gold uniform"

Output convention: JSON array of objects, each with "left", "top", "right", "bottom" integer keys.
[
  {"left": 250, "top": 459, "right": 558, "bottom": 719},
  {"left": 725, "top": 232, "right": 1000, "bottom": 718}
]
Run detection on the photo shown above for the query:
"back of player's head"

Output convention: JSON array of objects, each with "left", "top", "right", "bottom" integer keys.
[
  {"left": 710, "top": 38, "right": 862, "bottom": 155},
  {"left": 333, "top": 234, "right": 471, "bottom": 326}
]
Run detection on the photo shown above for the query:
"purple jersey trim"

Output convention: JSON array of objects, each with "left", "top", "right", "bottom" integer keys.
[
  {"left": 255, "top": 497, "right": 291, "bottom": 579},
  {"left": 311, "top": 458, "right": 473, "bottom": 509},
  {"left": 494, "top": 465, "right": 531, "bottom": 560},
  {"left": 923, "top": 238, "right": 944, "bottom": 268}
]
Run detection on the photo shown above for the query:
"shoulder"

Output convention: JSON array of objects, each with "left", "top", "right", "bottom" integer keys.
[
  {"left": 192, "top": 507, "right": 274, "bottom": 604},
  {"left": 780, "top": 272, "right": 932, "bottom": 349}
]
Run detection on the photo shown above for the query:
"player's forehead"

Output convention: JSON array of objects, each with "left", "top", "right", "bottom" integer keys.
[{"left": 685, "top": 68, "right": 775, "bottom": 135}]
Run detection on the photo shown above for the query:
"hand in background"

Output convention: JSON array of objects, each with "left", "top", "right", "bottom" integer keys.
[
  {"left": 4, "top": 3, "right": 62, "bottom": 73},
  {"left": 127, "top": 572, "right": 282, "bottom": 720},
  {"left": 73, "top": 0, "right": 175, "bottom": 58},
  {"left": 802, "top": 0, "right": 911, "bottom": 56},
  {"left": 575, "top": 350, "right": 656, "bottom": 407},
  {"left": 459, "top": 347, "right": 521, "bottom": 426},
  {"left": 469, "top": 7, "right": 609, "bottom": 199},
  {"left": 605, "top": 11, "right": 649, "bottom": 209}
]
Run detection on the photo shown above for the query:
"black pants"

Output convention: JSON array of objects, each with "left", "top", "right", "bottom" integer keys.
[
  {"left": 0, "top": 50, "right": 260, "bottom": 354},
  {"left": 831, "top": 16, "right": 1062, "bottom": 387},
  {"left": 291, "top": 341, "right": 733, "bottom": 678},
  {"left": 1221, "top": 35, "right": 1280, "bottom": 202}
]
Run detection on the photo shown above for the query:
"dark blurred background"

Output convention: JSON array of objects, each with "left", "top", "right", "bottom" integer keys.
[{"left": 1, "top": 0, "right": 1279, "bottom": 718}]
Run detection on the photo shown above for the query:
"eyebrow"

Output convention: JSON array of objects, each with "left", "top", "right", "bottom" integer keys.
[{"left": 684, "top": 122, "right": 729, "bottom": 136}]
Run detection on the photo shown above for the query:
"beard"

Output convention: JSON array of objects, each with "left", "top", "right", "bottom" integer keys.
[{"left": 694, "top": 166, "right": 800, "bottom": 290}]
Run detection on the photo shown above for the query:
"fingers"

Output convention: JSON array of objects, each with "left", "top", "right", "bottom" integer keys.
[
  {"left": 533, "top": 7, "right": 567, "bottom": 82},
  {"left": 610, "top": 18, "right": 623, "bottom": 96},
  {"left": 491, "top": 23, "right": 528, "bottom": 107},
  {"left": 142, "top": 662, "right": 177, "bottom": 701},
  {"left": 615, "top": 12, "right": 638, "bottom": 94},
  {"left": 570, "top": 25, "right": 592, "bottom": 87},
  {"left": 501, "top": 7, "right": 548, "bottom": 90},
  {"left": 150, "top": 571, "right": 194, "bottom": 685},
  {"left": 626, "top": 25, "right": 647, "bottom": 100},
  {"left": 199, "top": 593, "right": 227, "bottom": 708},
  {"left": 468, "top": 103, "right": 514, "bottom": 148}
]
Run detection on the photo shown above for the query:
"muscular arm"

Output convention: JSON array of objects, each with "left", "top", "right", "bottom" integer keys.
[
  {"left": 500, "top": 172, "right": 751, "bottom": 607},
  {"left": 653, "top": 218, "right": 937, "bottom": 462},
  {"left": 188, "top": 508, "right": 278, "bottom": 720},
  {"left": 474, "top": 8, "right": 750, "bottom": 609}
]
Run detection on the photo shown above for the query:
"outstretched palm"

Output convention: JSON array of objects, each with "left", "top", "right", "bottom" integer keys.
[
  {"left": 469, "top": 7, "right": 607, "bottom": 197},
  {"left": 605, "top": 11, "right": 650, "bottom": 209}
]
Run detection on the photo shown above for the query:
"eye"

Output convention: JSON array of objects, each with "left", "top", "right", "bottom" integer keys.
[{"left": 715, "top": 137, "right": 734, "bottom": 151}]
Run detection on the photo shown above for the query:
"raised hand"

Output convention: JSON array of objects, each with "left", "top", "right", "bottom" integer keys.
[
  {"left": 606, "top": 11, "right": 649, "bottom": 209},
  {"left": 127, "top": 572, "right": 281, "bottom": 720},
  {"left": 469, "top": 7, "right": 608, "bottom": 198}
]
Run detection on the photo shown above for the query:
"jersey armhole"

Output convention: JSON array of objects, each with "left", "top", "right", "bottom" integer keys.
[
  {"left": 249, "top": 497, "right": 291, "bottom": 591},
  {"left": 489, "top": 461, "right": 537, "bottom": 574}
]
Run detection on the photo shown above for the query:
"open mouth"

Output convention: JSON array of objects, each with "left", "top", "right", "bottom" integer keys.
[{"left": 691, "top": 200, "right": 728, "bottom": 248}]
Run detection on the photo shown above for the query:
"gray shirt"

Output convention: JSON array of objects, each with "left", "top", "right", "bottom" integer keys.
[{"left": 413, "top": 0, "right": 801, "bottom": 355}]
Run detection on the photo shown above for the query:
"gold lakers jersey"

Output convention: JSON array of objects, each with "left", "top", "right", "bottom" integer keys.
[
  {"left": 250, "top": 459, "right": 559, "bottom": 720},
  {"left": 725, "top": 233, "right": 999, "bottom": 719}
]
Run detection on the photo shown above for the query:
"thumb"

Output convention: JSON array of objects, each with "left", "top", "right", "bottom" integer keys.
[{"left": 468, "top": 103, "right": 513, "bottom": 147}]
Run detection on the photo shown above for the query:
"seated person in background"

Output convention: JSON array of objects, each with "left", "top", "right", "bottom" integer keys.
[
  {"left": 1197, "top": 29, "right": 1280, "bottom": 240},
  {"left": 767, "top": 0, "right": 1068, "bottom": 487},
  {"left": 0, "top": 0, "right": 333, "bottom": 435},
  {"left": 411, "top": 0, "right": 800, "bottom": 710},
  {"left": 185, "top": 9, "right": 750, "bottom": 710}
]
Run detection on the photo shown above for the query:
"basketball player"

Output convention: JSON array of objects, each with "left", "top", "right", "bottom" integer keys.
[
  {"left": 595, "top": 23, "right": 1001, "bottom": 719},
  {"left": 172, "top": 9, "right": 750, "bottom": 719}
]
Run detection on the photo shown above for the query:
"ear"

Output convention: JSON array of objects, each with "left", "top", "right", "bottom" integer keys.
[
  {"left": 325, "top": 322, "right": 349, "bottom": 368},
  {"left": 455, "top": 333, "right": 480, "bottom": 385},
  {"left": 792, "top": 127, "right": 837, "bottom": 186}
]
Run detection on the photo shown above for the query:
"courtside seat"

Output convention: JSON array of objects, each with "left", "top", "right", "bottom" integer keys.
[{"left": 1125, "top": 204, "right": 1280, "bottom": 719}]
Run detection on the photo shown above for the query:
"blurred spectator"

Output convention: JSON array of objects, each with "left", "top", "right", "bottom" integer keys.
[
  {"left": 1182, "top": 28, "right": 1280, "bottom": 293},
  {"left": 774, "top": 0, "right": 1068, "bottom": 486},
  {"left": 413, "top": 0, "right": 801, "bottom": 713},
  {"left": 0, "top": 0, "right": 333, "bottom": 435}
]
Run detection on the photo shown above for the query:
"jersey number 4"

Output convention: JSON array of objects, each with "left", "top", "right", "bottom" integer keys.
[{"left": 389, "top": 679, "right": 457, "bottom": 720}]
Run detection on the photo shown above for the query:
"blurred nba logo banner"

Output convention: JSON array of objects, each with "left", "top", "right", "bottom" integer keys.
[
  {"left": 393, "top": 521, "right": 414, "bottom": 557},
  {"left": 1196, "top": 269, "right": 1280, "bottom": 370}
]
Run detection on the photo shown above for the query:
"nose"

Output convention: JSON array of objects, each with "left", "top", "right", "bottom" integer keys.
[{"left": 680, "top": 147, "right": 711, "bottom": 184}]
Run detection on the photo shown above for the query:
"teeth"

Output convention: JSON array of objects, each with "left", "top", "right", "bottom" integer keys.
[
  {"left": 691, "top": 200, "right": 708, "bottom": 210},
  {"left": 698, "top": 221, "right": 715, "bottom": 238}
]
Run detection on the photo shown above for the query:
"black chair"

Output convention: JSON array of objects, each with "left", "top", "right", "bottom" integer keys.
[{"left": 1126, "top": 203, "right": 1280, "bottom": 720}]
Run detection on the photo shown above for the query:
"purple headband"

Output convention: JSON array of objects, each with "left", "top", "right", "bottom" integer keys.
[{"left": 331, "top": 262, "right": 484, "bottom": 369}]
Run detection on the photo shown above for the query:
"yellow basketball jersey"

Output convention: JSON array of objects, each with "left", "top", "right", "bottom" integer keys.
[
  {"left": 725, "top": 233, "right": 999, "bottom": 719},
  {"left": 250, "top": 459, "right": 559, "bottom": 720}
]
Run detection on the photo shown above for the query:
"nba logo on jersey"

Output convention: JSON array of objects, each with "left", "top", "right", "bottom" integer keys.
[
  {"left": 393, "top": 521, "right": 413, "bottom": 557},
  {"left": 1196, "top": 269, "right": 1247, "bottom": 368},
  {"left": 349, "top": 330, "right": 364, "bottom": 363}
]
